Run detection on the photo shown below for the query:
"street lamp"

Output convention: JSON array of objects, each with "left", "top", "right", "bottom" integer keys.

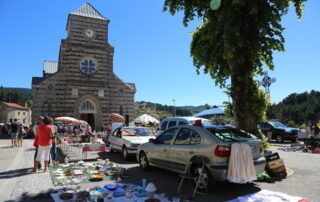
[{"left": 172, "top": 99, "right": 176, "bottom": 117}]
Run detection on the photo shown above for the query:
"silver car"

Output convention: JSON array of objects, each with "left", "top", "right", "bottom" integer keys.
[{"left": 137, "top": 124, "right": 266, "bottom": 188}]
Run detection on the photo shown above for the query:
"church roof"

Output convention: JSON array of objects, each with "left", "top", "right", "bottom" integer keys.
[
  {"left": 43, "top": 61, "right": 58, "bottom": 74},
  {"left": 70, "top": 3, "right": 108, "bottom": 21}
]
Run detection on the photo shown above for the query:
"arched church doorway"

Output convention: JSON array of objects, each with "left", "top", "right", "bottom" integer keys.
[{"left": 79, "top": 100, "right": 96, "bottom": 127}]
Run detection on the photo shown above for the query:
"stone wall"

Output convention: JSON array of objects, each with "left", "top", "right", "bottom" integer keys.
[{"left": 32, "top": 13, "right": 135, "bottom": 130}]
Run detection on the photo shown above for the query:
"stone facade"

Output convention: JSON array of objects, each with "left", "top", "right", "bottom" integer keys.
[
  {"left": 0, "top": 102, "right": 32, "bottom": 125},
  {"left": 32, "top": 3, "right": 136, "bottom": 130}
]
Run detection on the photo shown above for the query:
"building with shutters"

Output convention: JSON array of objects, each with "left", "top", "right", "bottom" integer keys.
[
  {"left": 0, "top": 102, "right": 32, "bottom": 125},
  {"left": 32, "top": 3, "right": 136, "bottom": 130}
]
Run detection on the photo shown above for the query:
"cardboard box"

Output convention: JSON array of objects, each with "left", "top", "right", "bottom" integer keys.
[{"left": 266, "top": 158, "right": 284, "bottom": 170}]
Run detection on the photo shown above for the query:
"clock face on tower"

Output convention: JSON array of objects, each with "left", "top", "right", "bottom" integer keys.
[{"left": 84, "top": 28, "right": 94, "bottom": 38}]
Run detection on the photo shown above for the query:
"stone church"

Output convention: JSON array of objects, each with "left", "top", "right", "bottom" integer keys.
[{"left": 32, "top": 3, "right": 136, "bottom": 129}]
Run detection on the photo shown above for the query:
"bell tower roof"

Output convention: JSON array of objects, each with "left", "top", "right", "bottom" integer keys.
[{"left": 70, "top": 2, "right": 108, "bottom": 21}]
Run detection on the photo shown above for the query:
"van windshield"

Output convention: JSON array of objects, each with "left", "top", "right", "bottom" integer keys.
[{"left": 206, "top": 128, "right": 254, "bottom": 142}]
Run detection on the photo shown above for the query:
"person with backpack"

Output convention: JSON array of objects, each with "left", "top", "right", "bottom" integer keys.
[
  {"left": 18, "top": 124, "right": 25, "bottom": 147},
  {"left": 10, "top": 119, "right": 20, "bottom": 147}
]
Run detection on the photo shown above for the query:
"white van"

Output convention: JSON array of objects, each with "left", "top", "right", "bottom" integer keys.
[{"left": 159, "top": 117, "right": 213, "bottom": 133}]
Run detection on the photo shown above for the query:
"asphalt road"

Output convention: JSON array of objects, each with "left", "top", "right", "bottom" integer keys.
[
  {"left": 105, "top": 142, "right": 320, "bottom": 202},
  {"left": 0, "top": 139, "right": 319, "bottom": 202}
]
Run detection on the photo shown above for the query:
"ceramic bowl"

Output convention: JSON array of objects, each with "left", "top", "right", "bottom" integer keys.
[{"left": 104, "top": 184, "right": 118, "bottom": 191}]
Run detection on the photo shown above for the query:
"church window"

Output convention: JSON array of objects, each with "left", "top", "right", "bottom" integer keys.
[
  {"left": 80, "top": 58, "right": 98, "bottom": 75},
  {"left": 119, "top": 105, "right": 123, "bottom": 115},
  {"left": 48, "top": 84, "right": 54, "bottom": 90},
  {"left": 81, "top": 100, "right": 95, "bottom": 111},
  {"left": 48, "top": 104, "right": 52, "bottom": 116}
]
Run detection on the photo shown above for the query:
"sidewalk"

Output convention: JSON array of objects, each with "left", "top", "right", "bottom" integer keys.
[
  {"left": 0, "top": 139, "right": 115, "bottom": 202},
  {"left": 0, "top": 139, "right": 55, "bottom": 202}
]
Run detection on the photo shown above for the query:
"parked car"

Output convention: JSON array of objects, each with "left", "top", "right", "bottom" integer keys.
[
  {"left": 108, "top": 126, "right": 155, "bottom": 160},
  {"left": 137, "top": 124, "right": 266, "bottom": 189},
  {"left": 257, "top": 121, "right": 298, "bottom": 143},
  {"left": 159, "top": 117, "right": 213, "bottom": 133}
]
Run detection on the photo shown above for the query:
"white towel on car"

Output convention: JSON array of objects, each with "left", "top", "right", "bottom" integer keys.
[{"left": 227, "top": 143, "right": 256, "bottom": 184}]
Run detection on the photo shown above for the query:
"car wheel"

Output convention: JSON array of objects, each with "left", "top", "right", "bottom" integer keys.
[
  {"left": 122, "top": 146, "right": 128, "bottom": 160},
  {"left": 276, "top": 135, "right": 283, "bottom": 143},
  {"left": 139, "top": 152, "right": 149, "bottom": 170},
  {"left": 192, "top": 165, "right": 212, "bottom": 192}
]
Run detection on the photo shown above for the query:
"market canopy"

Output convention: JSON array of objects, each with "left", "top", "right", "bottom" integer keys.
[
  {"left": 54, "top": 117, "right": 79, "bottom": 124},
  {"left": 134, "top": 114, "right": 160, "bottom": 125},
  {"left": 109, "top": 113, "right": 124, "bottom": 123},
  {"left": 193, "top": 107, "right": 225, "bottom": 118}
]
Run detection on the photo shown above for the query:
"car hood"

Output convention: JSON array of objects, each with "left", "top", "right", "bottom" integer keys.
[{"left": 122, "top": 136, "right": 154, "bottom": 144}]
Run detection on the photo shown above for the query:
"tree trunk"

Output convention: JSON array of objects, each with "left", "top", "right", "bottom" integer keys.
[{"left": 228, "top": 60, "right": 259, "bottom": 135}]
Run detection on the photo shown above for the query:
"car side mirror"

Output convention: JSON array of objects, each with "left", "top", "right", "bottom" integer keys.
[{"left": 149, "top": 138, "right": 155, "bottom": 144}]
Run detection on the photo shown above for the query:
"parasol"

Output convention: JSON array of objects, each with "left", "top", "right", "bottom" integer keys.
[
  {"left": 79, "top": 120, "right": 88, "bottom": 125},
  {"left": 54, "top": 121, "right": 67, "bottom": 125},
  {"left": 55, "top": 117, "right": 79, "bottom": 124},
  {"left": 109, "top": 113, "right": 124, "bottom": 123}
]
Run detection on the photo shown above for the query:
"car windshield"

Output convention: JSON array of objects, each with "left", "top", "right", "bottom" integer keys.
[
  {"left": 270, "top": 122, "right": 287, "bottom": 128},
  {"left": 122, "top": 127, "right": 153, "bottom": 136},
  {"left": 190, "top": 120, "right": 213, "bottom": 125},
  {"left": 206, "top": 128, "right": 254, "bottom": 142}
]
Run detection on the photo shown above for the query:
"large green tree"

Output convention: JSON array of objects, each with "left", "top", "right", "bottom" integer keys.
[{"left": 163, "top": 0, "right": 307, "bottom": 135}]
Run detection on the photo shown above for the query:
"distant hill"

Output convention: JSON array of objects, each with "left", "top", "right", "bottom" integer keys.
[
  {"left": 268, "top": 90, "right": 320, "bottom": 126},
  {"left": 0, "top": 87, "right": 32, "bottom": 105},
  {"left": 134, "top": 101, "right": 193, "bottom": 121},
  {"left": 3, "top": 87, "right": 32, "bottom": 96}
]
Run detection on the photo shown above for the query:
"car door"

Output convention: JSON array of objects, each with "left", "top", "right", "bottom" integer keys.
[
  {"left": 147, "top": 127, "right": 178, "bottom": 169},
  {"left": 258, "top": 122, "right": 270, "bottom": 135},
  {"left": 110, "top": 128, "right": 122, "bottom": 151},
  {"left": 168, "top": 127, "right": 201, "bottom": 172}
]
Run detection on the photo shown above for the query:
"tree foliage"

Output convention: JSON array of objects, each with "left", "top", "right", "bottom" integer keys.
[
  {"left": 0, "top": 87, "right": 32, "bottom": 106},
  {"left": 268, "top": 90, "right": 320, "bottom": 126},
  {"left": 163, "top": 0, "right": 307, "bottom": 137}
]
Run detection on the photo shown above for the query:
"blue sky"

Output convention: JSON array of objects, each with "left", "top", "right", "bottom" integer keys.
[{"left": 0, "top": 0, "right": 319, "bottom": 107}]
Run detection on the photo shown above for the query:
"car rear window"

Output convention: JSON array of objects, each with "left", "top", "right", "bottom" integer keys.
[{"left": 206, "top": 128, "right": 253, "bottom": 142}]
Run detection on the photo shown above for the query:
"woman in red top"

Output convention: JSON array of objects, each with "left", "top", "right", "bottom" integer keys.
[
  {"left": 34, "top": 116, "right": 53, "bottom": 172},
  {"left": 32, "top": 116, "right": 44, "bottom": 172}
]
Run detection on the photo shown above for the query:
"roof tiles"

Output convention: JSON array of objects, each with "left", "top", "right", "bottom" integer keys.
[{"left": 1, "top": 102, "right": 29, "bottom": 110}]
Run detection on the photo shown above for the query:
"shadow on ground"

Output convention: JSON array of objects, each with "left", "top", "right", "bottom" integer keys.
[{"left": 0, "top": 168, "right": 36, "bottom": 179}]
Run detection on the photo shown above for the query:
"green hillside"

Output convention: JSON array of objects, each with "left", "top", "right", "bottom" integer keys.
[
  {"left": 134, "top": 101, "right": 193, "bottom": 121},
  {"left": 267, "top": 90, "right": 320, "bottom": 126},
  {"left": 0, "top": 87, "right": 32, "bottom": 106}
]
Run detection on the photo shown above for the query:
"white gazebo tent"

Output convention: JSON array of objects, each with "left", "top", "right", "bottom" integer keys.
[{"left": 134, "top": 114, "right": 160, "bottom": 125}]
